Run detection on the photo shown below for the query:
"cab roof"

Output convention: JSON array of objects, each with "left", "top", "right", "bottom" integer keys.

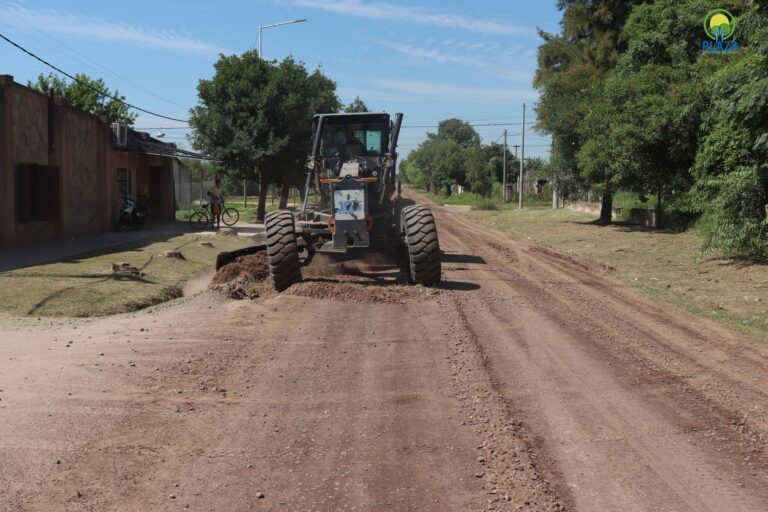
[{"left": 313, "top": 112, "right": 393, "bottom": 120}]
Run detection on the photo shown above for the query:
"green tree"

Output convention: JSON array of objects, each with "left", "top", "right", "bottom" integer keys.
[
  {"left": 536, "top": 65, "right": 600, "bottom": 212},
  {"left": 398, "top": 157, "right": 425, "bottom": 188},
  {"left": 578, "top": 63, "right": 703, "bottom": 226},
  {"left": 269, "top": 58, "right": 341, "bottom": 209},
  {"left": 535, "top": 0, "right": 643, "bottom": 220},
  {"left": 465, "top": 146, "right": 493, "bottom": 197},
  {"left": 480, "top": 142, "right": 516, "bottom": 186},
  {"left": 28, "top": 72, "right": 137, "bottom": 124},
  {"left": 344, "top": 96, "right": 370, "bottom": 113},
  {"left": 427, "top": 118, "right": 480, "bottom": 148},
  {"left": 409, "top": 139, "right": 465, "bottom": 194},
  {"left": 535, "top": 0, "right": 643, "bottom": 87},
  {"left": 189, "top": 52, "right": 339, "bottom": 220},
  {"left": 688, "top": 7, "right": 768, "bottom": 258}
]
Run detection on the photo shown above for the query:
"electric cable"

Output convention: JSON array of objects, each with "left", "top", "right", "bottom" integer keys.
[{"left": 0, "top": 31, "right": 189, "bottom": 123}]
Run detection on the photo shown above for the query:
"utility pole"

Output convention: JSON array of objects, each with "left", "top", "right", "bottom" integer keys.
[
  {"left": 519, "top": 103, "right": 526, "bottom": 209},
  {"left": 552, "top": 143, "right": 558, "bottom": 210},
  {"left": 512, "top": 144, "right": 520, "bottom": 192},
  {"left": 502, "top": 129, "right": 508, "bottom": 203}
]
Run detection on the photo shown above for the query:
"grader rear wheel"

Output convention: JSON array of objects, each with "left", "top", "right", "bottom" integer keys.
[{"left": 401, "top": 205, "right": 441, "bottom": 286}]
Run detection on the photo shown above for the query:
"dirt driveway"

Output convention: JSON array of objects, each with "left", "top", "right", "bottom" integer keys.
[{"left": 1, "top": 194, "right": 768, "bottom": 511}]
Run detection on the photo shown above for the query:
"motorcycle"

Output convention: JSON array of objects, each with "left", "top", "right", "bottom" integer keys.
[{"left": 115, "top": 197, "right": 149, "bottom": 230}]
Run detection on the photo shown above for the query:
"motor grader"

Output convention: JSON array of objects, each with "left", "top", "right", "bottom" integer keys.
[{"left": 217, "top": 112, "right": 441, "bottom": 291}]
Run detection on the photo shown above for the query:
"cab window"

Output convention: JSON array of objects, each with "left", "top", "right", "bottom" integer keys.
[{"left": 320, "top": 120, "right": 387, "bottom": 157}]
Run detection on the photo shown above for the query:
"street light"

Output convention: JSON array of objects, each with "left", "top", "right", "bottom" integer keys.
[{"left": 258, "top": 18, "right": 307, "bottom": 58}]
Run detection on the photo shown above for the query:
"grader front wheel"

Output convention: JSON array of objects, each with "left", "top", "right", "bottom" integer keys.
[{"left": 264, "top": 210, "right": 302, "bottom": 291}]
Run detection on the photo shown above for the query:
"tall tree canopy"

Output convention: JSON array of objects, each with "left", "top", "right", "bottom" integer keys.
[
  {"left": 535, "top": 0, "right": 768, "bottom": 259},
  {"left": 189, "top": 52, "right": 340, "bottom": 220},
  {"left": 427, "top": 118, "right": 481, "bottom": 148},
  {"left": 399, "top": 119, "right": 520, "bottom": 199},
  {"left": 535, "top": 0, "right": 643, "bottom": 223},
  {"left": 344, "top": 96, "right": 370, "bottom": 113},
  {"left": 28, "top": 72, "right": 137, "bottom": 124}
]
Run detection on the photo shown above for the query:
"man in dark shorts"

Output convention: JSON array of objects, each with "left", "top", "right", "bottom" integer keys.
[{"left": 207, "top": 176, "right": 224, "bottom": 229}]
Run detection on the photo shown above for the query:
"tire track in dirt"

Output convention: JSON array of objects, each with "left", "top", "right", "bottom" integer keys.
[
  {"left": 425, "top": 195, "right": 768, "bottom": 511},
  {"left": 446, "top": 210, "right": 768, "bottom": 453}
]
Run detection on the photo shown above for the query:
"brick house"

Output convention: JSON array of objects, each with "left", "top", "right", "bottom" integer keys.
[{"left": 0, "top": 75, "right": 196, "bottom": 250}]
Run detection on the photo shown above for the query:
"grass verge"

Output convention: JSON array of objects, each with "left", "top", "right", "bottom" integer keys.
[
  {"left": 417, "top": 189, "right": 551, "bottom": 208},
  {"left": 466, "top": 206, "right": 768, "bottom": 339},
  {"left": 0, "top": 234, "right": 250, "bottom": 317}
]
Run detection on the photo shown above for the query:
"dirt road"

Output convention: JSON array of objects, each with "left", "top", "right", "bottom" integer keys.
[{"left": 2, "top": 194, "right": 768, "bottom": 511}]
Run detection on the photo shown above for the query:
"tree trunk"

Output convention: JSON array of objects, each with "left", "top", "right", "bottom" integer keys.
[
  {"left": 279, "top": 179, "right": 290, "bottom": 209},
  {"left": 257, "top": 179, "right": 268, "bottom": 222},
  {"left": 599, "top": 190, "right": 613, "bottom": 225},
  {"left": 656, "top": 184, "right": 662, "bottom": 230}
]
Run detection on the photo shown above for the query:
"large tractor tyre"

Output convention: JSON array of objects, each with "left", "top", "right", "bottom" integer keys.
[
  {"left": 264, "top": 210, "right": 302, "bottom": 291},
  {"left": 402, "top": 205, "right": 441, "bottom": 286}
]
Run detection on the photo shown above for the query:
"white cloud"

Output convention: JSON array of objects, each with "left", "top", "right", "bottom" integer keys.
[
  {"left": 0, "top": 3, "right": 228, "bottom": 56},
  {"left": 277, "top": 0, "right": 535, "bottom": 37},
  {"left": 375, "top": 79, "right": 538, "bottom": 101},
  {"left": 383, "top": 42, "right": 536, "bottom": 83},
  {"left": 384, "top": 43, "right": 481, "bottom": 68}
]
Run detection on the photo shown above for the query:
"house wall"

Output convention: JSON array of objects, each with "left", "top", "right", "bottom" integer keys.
[
  {"left": 1, "top": 78, "right": 61, "bottom": 247},
  {"left": 59, "top": 103, "right": 113, "bottom": 237},
  {"left": 0, "top": 75, "right": 177, "bottom": 250},
  {"left": 0, "top": 76, "right": 114, "bottom": 249},
  {"left": 111, "top": 152, "right": 174, "bottom": 222},
  {"left": 0, "top": 77, "right": 15, "bottom": 248}
]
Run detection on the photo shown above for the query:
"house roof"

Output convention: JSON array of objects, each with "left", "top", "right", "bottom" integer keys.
[{"left": 115, "top": 127, "right": 214, "bottom": 161}]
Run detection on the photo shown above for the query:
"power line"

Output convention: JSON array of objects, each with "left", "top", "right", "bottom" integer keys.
[
  {"left": 135, "top": 126, "right": 191, "bottom": 130},
  {"left": 136, "top": 120, "right": 540, "bottom": 131},
  {"left": 0, "top": 31, "right": 188, "bottom": 123},
  {"left": 0, "top": 19, "right": 189, "bottom": 112},
  {"left": 137, "top": 120, "right": 545, "bottom": 132},
  {"left": 402, "top": 121, "right": 536, "bottom": 129}
]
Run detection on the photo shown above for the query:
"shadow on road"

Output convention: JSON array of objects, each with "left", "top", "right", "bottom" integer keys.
[{"left": 440, "top": 253, "right": 487, "bottom": 264}]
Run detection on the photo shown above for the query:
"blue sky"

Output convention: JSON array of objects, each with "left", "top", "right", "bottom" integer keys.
[{"left": 0, "top": 0, "right": 560, "bottom": 158}]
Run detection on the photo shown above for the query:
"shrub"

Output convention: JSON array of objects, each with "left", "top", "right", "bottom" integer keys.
[
  {"left": 473, "top": 199, "right": 498, "bottom": 211},
  {"left": 696, "top": 167, "right": 768, "bottom": 260}
]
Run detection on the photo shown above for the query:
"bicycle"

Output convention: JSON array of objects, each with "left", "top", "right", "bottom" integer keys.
[{"left": 188, "top": 201, "right": 240, "bottom": 230}]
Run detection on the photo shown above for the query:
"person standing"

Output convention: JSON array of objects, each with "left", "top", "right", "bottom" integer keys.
[{"left": 207, "top": 176, "right": 224, "bottom": 229}]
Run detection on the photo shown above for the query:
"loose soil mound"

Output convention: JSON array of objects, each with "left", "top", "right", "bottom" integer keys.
[
  {"left": 285, "top": 280, "right": 441, "bottom": 304},
  {"left": 211, "top": 252, "right": 269, "bottom": 285},
  {"left": 209, "top": 251, "right": 440, "bottom": 303},
  {"left": 209, "top": 252, "right": 269, "bottom": 300}
]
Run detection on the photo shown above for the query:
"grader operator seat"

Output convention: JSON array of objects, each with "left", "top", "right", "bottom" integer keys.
[{"left": 339, "top": 131, "right": 366, "bottom": 157}]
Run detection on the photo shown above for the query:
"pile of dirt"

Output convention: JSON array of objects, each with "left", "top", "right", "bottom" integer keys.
[
  {"left": 211, "top": 252, "right": 269, "bottom": 285},
  {"left": 209, "top": 252, "right": 269, "bottom": 300},
  {"left": 284, "top": 280, "right": 441, "bottom": 304}
]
